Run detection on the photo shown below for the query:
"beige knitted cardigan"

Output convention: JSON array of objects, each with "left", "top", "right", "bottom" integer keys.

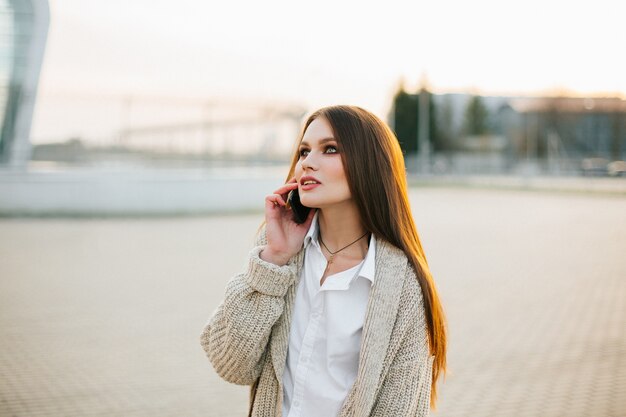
[{"left": 200, "top": 226, "right": 435, "bottom": 417}]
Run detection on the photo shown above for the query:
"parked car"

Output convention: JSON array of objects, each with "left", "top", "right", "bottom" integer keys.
[
  {"left": 581, "top": 157, "right": 610, "bottom": 176},
  {"left": 607, "top": 160, "right": 626, "bottom": 177}
]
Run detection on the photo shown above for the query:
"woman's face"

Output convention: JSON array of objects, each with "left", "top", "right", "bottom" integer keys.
[{"left": 294, "top": 117, "right": 352, "bottom": 209}]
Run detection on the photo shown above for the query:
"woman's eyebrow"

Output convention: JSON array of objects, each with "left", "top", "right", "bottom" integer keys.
[{"left": 300, "top": 137, "right": 336, "bottom": 147}]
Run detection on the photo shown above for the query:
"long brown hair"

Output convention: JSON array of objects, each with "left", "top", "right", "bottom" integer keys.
[{"left": 264, "top": 104, "right": 447, "bottom": 409}]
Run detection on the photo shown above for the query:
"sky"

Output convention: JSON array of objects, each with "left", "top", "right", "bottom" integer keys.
[{"left": 32, "top": 0, "right": 626, "bottom": 143}]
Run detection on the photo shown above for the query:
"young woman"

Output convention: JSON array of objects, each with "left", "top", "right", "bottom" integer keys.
[{"left": 201, "top": 105, "right": 447, "bottom": 417}]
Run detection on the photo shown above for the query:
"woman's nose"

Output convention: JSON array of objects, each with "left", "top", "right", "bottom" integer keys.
[{"left": 301, "top": 152, "right": 318, "bottom": 170}]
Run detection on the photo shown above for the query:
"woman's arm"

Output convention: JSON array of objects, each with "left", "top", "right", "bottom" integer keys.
[{"left": 199, "top": 230, "right": 298, "bottom": 386}]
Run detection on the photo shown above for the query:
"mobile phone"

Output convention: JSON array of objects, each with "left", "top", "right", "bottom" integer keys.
[{"left": 286, "top": 188, "right": 311, "bottom": 224}]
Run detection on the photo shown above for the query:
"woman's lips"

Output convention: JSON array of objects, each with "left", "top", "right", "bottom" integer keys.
[{"left": 301, "top": 183, "right": 321, "bottom": 191}]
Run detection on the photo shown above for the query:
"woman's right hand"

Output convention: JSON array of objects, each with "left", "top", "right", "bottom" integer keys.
[{"left": 261, "top": 177, "right": 317, "bottom": 266}]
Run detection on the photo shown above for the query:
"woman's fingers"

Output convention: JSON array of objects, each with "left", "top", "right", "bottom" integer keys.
[
  {"left": 274, "top": 194, "right": 286, "bottom": 206},
  {"left": 265, "top": 194, "right": 287, "bottom": 208},
  {"left": 273, "top": 181, "right": 298, "bottom": 196},
  {"left": 266, "top": 178, "right": 297, "bottom": 215}
]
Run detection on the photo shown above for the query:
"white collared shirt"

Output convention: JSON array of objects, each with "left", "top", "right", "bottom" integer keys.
[{"left": 282, "top": 211, "right": 376, "bottom": 417}]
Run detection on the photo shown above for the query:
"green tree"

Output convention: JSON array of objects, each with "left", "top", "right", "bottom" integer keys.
[
  {"left": 391, "top": 84, "right": 418, "bottom": 154},
  {"left": 391, "top": 84, "right": 443, "bottom": 154},
  {"left": 463, "top": 95, "right": 490, "bottom": 135}
]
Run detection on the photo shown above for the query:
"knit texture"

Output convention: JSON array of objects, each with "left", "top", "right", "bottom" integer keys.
[{"left": 200, "top": 226, "right": 434, "bottom": 417}]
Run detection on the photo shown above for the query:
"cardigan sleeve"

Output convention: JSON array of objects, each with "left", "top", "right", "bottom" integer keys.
[
  {"left": 369, "top": 275, "right": 435, "bottom": 416},
  {"left": 199, "top": 226, "right": 297, "bottom": 385}
]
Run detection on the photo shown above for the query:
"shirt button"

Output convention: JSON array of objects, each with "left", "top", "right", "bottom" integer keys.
[{"left": 294, "top": 400, "right": 300, "bottom": 407}]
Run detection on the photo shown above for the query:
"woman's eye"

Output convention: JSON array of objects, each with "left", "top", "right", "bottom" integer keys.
[{"left": 298, "top": 145, "right": 337, "bottom": 157}]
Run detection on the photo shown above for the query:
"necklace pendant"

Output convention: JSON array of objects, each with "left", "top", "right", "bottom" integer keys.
[{"left": 328, "top": 254, "right": 334, "bottom": 265}]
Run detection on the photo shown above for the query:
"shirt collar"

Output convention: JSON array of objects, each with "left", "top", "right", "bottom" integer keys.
[
  {"left": 303, "top": 210, "right": 376, "bottom": 283},
  {"left": 303, "top": 210, "right": 320, "bottom": 249}
]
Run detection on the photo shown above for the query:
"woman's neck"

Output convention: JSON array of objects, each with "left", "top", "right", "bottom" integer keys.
[{"left": 317, "top": 202, "right": 369, "bottom": 259}]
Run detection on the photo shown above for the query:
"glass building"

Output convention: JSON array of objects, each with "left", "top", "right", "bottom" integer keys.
[{"left": 0, "top": 0, "right": 48, "bottom": 167}]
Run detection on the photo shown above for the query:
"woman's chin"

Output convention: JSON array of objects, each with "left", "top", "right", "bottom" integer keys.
[{"left": 299, "top": 198, "right": 321, "bottom": 209}]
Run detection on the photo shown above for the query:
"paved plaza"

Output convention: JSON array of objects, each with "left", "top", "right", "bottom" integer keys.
[{"left": 0, "top": 187, "right": 624, "bottom": 416}]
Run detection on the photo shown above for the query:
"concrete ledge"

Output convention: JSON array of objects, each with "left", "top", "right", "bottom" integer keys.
[
  {"left": 1, "top": 165, "right": 625, "bottom": 217},
  {"left": 0, "top": 165, "right": 289, "bottom": 217},
  {"left": 408, "top": 174, "right": 626, "bottom": 197}
]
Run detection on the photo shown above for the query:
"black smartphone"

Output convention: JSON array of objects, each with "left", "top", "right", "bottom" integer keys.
[{"left": 286, "top": 188, "right": 311, "bottom": 224}]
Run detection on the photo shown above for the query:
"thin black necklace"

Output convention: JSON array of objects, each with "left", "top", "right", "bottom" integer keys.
[{"left": 319, "top": 230, "right": 369, "bottom": 265}]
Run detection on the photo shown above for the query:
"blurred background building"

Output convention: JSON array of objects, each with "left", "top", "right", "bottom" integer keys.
[
  {"left": 390, "top": 86, "right": 626, "bottom": 177},
  {"left": 0, "top": 0, "right": 49, "bottom": 167}
]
